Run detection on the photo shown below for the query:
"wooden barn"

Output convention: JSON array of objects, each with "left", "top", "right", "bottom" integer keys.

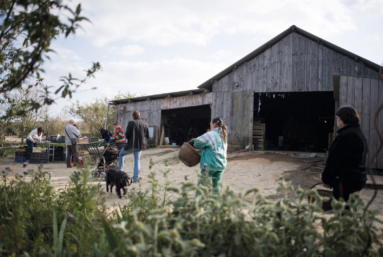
[{"left": 111, "top": 25, "right": 383, "bottom": 169}]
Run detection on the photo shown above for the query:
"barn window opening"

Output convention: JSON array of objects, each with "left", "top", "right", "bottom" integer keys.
[
  {"left": 253, "top": 92, "right": 335, "bottom": 153},
  {"left": 161, "top": 105, "right": 211, "bottom": 145}
]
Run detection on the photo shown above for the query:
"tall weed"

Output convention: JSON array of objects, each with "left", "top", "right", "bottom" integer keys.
[{"left": 0, "top": 163, "right": 107, "bottom": 256}]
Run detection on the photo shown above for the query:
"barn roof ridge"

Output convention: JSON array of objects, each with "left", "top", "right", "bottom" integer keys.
[
  {"left": 110, "top": 88, "right": 208, "bottom": 105},
  {"left": 197, "top": 25, "right": 381, "bottom": 90}
]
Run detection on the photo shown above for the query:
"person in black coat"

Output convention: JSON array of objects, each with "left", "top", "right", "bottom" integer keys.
[
  {"left": 118, "top": 111, "right": 150, "bottom": 182},
  {"left": 100, "top": 128, "right": 113, "bottom": 145},
  {"left": 322, "top": 105, "right": 367, "bottom": 202}
]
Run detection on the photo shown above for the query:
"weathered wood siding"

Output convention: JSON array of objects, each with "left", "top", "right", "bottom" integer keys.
[
  {"left": 160, "top": 93, "right": 213, "bottom": 110},
  {"left": 213, "top": 32, "right": 378, "bottom": 93},
  {"left": 114, "top": 93, "right": 213, "bottom": 145},
  {"left": 209, "top": 32, "right": 379, "bottom": 145},
  {"left": 339, "top": 75, "right": 383, "bottom": 169},
  {"left": 292, "top": 33, "right": 379, "bottom": 92}
]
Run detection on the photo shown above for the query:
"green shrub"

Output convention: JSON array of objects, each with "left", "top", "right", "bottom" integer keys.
[
  {"left": 99, "top": 174, "right": 383, "bottom": 257},
  {"left": 0, "top": 163, "right": 107, "bottom": 256},
  {"left": 1, "top": 161, "right": 382, "bottom": 256}
]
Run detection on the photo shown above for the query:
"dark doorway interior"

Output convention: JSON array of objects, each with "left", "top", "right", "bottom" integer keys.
[
  {"left": 161, "top": 105, "right": 211, "bottom": 145},
  {"left": 254, "top": 92, "right": 335, "bottom": 152}
]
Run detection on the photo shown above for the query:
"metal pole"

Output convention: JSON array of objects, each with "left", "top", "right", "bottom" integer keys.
[{"left": 104, "top": 102, "right": 110, "bottom": 129}]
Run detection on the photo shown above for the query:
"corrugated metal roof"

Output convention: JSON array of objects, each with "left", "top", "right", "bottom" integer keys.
[
  {"left": 197, "top": 25, "right": 381, "bottom": 90},
  {"left": 110, "top": 88, "right": 208, "bottom": 105}
]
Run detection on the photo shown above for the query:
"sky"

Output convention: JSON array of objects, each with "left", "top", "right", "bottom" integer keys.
[{"left": 44, "top": 0, "right": 383, "bottom": 114}]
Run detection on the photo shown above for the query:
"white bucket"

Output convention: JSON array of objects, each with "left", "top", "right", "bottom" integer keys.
[{"left": 163, "top": 137, "right": 169, "bottom": 145}]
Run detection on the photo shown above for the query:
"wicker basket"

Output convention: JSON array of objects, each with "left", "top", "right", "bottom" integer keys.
[
  {"left": 307, "top": 183, "right": 333, "bottom": 211},
  {"left": 178, "top": 139, "right": 201, "bottom": 167}
]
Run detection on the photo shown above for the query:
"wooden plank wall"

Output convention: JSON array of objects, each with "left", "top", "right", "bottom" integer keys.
[
  {"left": 160, "top": 93, "right": 213, "bottom": 110},
  {"left": 339, "top": 75, "right": 383, "bottom": 169},
  {"left": 229, "top": 91, "right": 253, "bottom": 143},
  {"left": 209, "top": 32, "right": 379, "bottom": 145},
  {"left": 114, "top": 93, "right": 214, "bottom": 145},
  {"left": 213, "top": 32, "right": 378, "bottom": 94}
]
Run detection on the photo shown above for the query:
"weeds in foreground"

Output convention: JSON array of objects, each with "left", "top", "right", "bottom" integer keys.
[
  {"left": 1, "top": 161, "right": 383, "bottom": 256},
  {"left": 0, "top": 163, "right": 107, "bottom": 256},
  {"left": 99, "top": 173, "right": 383, "bottom": 257}
]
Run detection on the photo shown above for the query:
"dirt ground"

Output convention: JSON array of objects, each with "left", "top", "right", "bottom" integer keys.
[{"left": 1, "top": 148, "right": 383, "bottom": 212}]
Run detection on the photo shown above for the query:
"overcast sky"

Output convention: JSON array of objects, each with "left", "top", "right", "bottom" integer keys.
[{"left": 44, "top": 0, "right": 383, "bottom": 114}]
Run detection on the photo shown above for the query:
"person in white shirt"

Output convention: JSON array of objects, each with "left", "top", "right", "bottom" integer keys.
[
  {"left": 64, "top": 120, "right": 81, "bottom": 168},
  {"left": 26, "top": 127, "right": 44, "bottom": 161}
]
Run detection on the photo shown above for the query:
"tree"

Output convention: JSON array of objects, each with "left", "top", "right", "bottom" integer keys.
[
  {"left": 0, "top": 0, "right": 100, "bottom": 120},
  {"left": 69, "top": 98, "right": 110, "bottom": 136},
  {"left": 69, "top": 91, "right": 139, "bottom": 136},
  {"left": 114, "top": 91, "right": 140, "bottom": 100},
  {"left": 39, "top": 106, "right": 72, "bottom": 137},
  {"left": 7, "top": 86, "right": 46, "bottom": 143}
]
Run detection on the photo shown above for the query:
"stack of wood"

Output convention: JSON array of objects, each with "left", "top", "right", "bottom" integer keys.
[{"left": 253, "top": 121, "right": 266, "bottom": 150}]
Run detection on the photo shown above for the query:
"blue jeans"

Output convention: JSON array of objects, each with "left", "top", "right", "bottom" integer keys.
[
  {"left": 118, "top": 148, "right": 142, "bottom": 181},
  {"left": 26, "top": 139, "right": 37, "bottom": 161}
]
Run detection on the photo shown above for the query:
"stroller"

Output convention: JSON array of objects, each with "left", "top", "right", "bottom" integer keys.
[{"left": 85, "top": 143, "right": 121, "bottom": 178}]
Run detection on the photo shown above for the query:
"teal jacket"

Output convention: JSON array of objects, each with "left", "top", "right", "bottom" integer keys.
[{"left": 194, "top": 128, "right": 227, "bottom": 172}]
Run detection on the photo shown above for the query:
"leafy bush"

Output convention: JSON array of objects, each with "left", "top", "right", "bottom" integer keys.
[
  {"left": 99, "top": 174, "right": 383, "bottom": 257},
  {"left": 1, "top": 161, "right": 382, "bottom": 256},
  {"left": 0, "top": 164, "right": 107, "bottom": 256}
]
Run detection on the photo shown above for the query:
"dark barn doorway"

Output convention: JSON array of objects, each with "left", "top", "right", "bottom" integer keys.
[
  {"left": 161, "top": 105, "right": 211, "bottom": 145},
  {"left": 253, "top": 92, "right": 335, "bottom": 153}
]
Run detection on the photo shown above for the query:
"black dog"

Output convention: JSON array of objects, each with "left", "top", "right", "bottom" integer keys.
[{"left": 106, "top": 168, "right": 132, "bottom": 199}]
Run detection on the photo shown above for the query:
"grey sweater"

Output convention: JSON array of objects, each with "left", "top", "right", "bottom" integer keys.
[{"left": 64, "top": 124, "right": 80, "bottom": 145}]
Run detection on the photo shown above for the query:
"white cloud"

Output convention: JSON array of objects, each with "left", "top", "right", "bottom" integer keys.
[
  {"left": 43, "top": 56, "right": 227, "bottom": 105},
  {"left": 111, "top": 45, "right": 145, "bottom": 56},
  {"left": 73, "top": 0, "right": 358, "bottom": 47},
  {"left": 210, "top": 50, "right": 233, "bottom": 60}
]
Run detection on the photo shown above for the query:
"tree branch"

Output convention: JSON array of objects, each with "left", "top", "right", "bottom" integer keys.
[{"left": 0, "top": 0, "right": 16, "bottom": 42}]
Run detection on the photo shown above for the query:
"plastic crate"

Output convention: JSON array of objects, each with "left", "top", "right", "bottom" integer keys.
[
  {"left": 29, "top": 152, "right": 48, "bottom": 164},
  {"left": 15, "top": 151, "right": 28, "bottom": 157},
  {"left": 15, "top": 156, "right": 27, "bottom": 163}
]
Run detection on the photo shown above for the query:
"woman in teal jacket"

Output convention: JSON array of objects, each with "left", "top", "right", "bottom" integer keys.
[{"left": 194, "top": 117, "right": 228, "bottom": 195}]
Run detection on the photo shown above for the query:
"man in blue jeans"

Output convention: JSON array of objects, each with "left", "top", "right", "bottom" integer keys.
[{"left": 118, "top": 111, "right": 150, "bottom": 182}]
